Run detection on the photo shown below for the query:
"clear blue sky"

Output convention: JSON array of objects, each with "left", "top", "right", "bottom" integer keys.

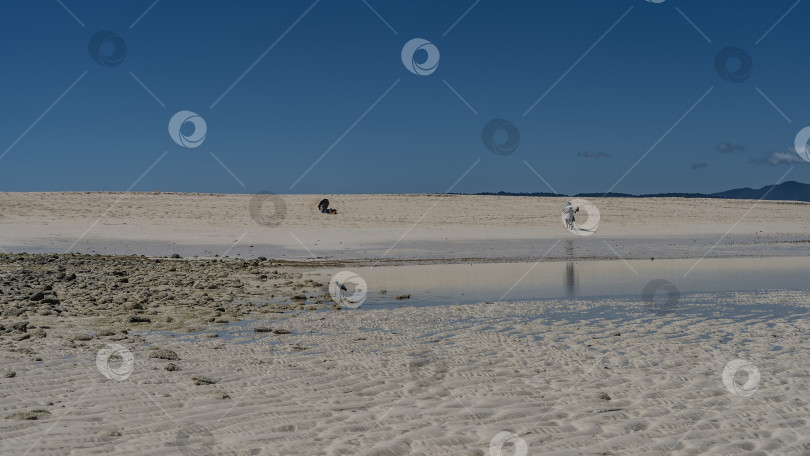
[{"left": 1, "top": 0, "right": 808, "bottom": 195}]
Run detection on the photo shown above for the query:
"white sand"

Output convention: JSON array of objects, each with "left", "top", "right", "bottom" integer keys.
[
  {"left": 2, "top": 294, "right": 809, "bottom": 455},
  {"left": 1, "top": 193, "right": 809, "bottom": 455},
  {"left": 1, "top": 192, "right": 809, "bottom": 260}
]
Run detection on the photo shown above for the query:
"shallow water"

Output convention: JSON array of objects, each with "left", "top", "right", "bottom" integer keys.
[
  {"left": 334, "top": 256, "right": 810, "bottom": 310},
  {"left": 140, "top": 320, "right": 287, "bottom": 345},
  {"left": 144, "top": 257, "right": 810, "bottom": 343}
]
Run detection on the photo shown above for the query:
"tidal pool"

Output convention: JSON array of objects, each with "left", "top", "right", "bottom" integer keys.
[{"left": 326, "top": 257, "right": 810, "bottom": 312}]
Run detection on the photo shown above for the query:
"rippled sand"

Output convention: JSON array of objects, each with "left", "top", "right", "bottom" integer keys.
[
  {"left": 1, "top": 194, "right": 809, "bottom": 454},
  {"left": 2, "top": 293, "right": 809, "bottom": 455}
]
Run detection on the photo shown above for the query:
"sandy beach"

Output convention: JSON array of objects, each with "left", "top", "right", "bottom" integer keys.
[
  {"left": 1, "top": 192, "right": 809, "bottom": 260},
  {"left": 0, "top": 194, "right": 809, "bottom": 455}
]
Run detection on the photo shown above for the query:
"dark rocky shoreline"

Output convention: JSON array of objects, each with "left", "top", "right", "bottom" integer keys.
[{"left": 0, "top": 253, "right": 335, "bottom": 350}]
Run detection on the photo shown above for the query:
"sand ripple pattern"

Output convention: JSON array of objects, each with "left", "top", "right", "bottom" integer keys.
[{"left": 1, "top": 292, "right": 809, "bottom": 455}]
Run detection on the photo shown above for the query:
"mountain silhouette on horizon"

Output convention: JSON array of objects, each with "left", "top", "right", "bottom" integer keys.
[{"left": 472, "top": 181, "right": 810, "bottom": 202}]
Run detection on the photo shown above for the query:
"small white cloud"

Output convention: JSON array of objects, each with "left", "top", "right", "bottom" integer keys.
[{"left": 749, "top": 148, "right": 807, "bottom": 166}]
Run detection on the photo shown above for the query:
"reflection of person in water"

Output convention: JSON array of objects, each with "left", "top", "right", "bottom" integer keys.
[
  {"left": 562, "top": 201, "right": 579, "bottom": 230},
  {"left": 566, "top": 261, "right": 575, "bottom": 297}
]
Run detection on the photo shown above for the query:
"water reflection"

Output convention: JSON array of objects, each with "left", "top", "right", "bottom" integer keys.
[
  {"left": 565, "top": 239, "right": 575, "bottom": 297},
  {"left": 330, "top": 257, "right": 810, "bottom": 309},
  {"left": 566, "top": 261, "right": 575, "bottom": 297}
]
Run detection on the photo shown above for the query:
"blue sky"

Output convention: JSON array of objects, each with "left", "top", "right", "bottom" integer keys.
[{"left": 1, "top": 0, "right": 808, "bottom": 195}]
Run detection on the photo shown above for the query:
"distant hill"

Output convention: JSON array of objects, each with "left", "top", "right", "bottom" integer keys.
[
  {"left": 710, "top": 180, "right": 810, "bottom": 202},
  {"left": 471, "top": 181, "right": 810, "bottom": 202}
]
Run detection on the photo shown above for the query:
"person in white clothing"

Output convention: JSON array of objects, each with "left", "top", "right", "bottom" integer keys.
[{"left": 562, "top": 201, "right": 579, "bottom": 230}]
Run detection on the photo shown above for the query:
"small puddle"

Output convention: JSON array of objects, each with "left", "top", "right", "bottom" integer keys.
[{"left": 139, "top": 320, "right": 287, "bottom": 345}]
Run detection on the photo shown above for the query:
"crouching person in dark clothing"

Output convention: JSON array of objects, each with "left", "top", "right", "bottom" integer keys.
[{"left": 318, "top": 198, "right": 337, "bottom": 214}]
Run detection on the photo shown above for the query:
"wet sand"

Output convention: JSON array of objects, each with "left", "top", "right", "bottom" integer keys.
[
  {"left": 1, "top": 194, "right": 809, "bottom": 455},
  {"left": 1, "top": 262, "right": 808, "bottom": 455}
]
